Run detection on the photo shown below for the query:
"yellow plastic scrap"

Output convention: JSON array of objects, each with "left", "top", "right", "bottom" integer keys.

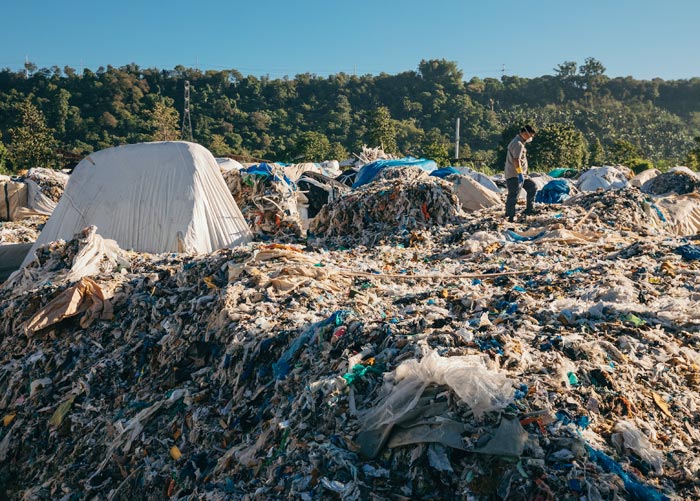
[
  {"left": 652, "top": 392, "right": 674, "bottom": 419},
  {"left": 3, "top": 413, "right": 16, "bottom": 426},
  {"left": 49, "top": 397, "right": 75, "bottom": 428},
  {"left": 203, "top": 276, "right": 218, "bottom": 290},
  {"left": 170, "top": 445, "right": 183, "bottom": 460}
]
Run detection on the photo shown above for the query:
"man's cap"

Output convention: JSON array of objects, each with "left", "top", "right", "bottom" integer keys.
[{"left": 521, "top": 124, "right": 536, "bottom": 135}]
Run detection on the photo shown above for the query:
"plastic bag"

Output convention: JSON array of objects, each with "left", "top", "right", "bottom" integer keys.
[
  {"left": 360, "top": 350, "right": 514, "bottom": 430},
  {"left": 611, "top": 420, "right": 664, "bottom": 475}
]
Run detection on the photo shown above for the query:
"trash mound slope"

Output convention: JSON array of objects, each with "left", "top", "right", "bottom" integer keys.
[{"left": 1, "top": 190, "right": 700, "bottom": 500}]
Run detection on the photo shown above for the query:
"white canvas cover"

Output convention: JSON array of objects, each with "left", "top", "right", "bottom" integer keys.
[
  {"left": 577, "top": 166, "right": 628, "bottom": 192},
  {"left": 655, "top": 193, "right": 700, "bottom": 236},
  {"left": 451, "top": 175, "right": 502, "bottom": 212},
  {"left": 630, "top": 168, "right": 660, "bottom": 188},
  {"left": 216, "top": 157, "right": 244, "bottom": 172},
  {"left": 22, "top": 141, "right": 251, "bottom": 266},
  {"left": 0, "top": 178, "right": 28, "bottom": 221},
  {"left": 455, "top": 168, "right": 501, "bottom": 193}
]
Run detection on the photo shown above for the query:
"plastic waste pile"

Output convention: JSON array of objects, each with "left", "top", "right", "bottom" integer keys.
[
  {"left": 222, "top": 162, "right": 303, "bottom": 239},
  {"left": 641, "top": 167, "right": 700, "bottom": 196},
  {"left": 2, "top": 170, "right": 700, "bottom": 500},
  {"left": 24, "top": 167, "right": 70, "bottom": 203},
  {"left": 0, "top": 215, "right": 47, "bottom": 244},
  {"left": 310, "top": 166, "right": 464, "bottom": 245}
]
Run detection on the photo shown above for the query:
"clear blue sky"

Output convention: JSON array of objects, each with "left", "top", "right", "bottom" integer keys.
[{"left": 1, "top": 0, "right": 698, "bottom": 81}]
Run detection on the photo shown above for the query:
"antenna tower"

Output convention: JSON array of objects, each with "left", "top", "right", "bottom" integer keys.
[{"left": 181, "top": 80, "right": 193, "bottom": 142}]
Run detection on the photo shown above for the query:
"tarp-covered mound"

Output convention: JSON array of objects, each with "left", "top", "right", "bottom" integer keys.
[
  {"left": 630, "top": 168, "right": 661, "bottom": 188},
  {"left": 352, "top": 158, "right": 437, "bottom": 188},
  {"left": 215, "top": 157, "right": 244, "bottom": 172},
  {"left": 222, "top": 162, "right": 303, "bottom": 239},
  {"left": 576, "top": 166, "right": 629, "bottom": 192},
  {"left": 310, "top": 166, "right": 463, "bottom": 242},
  {"left": 22, "top": 142, "right": 251, "bottom": 264},
  {"left": 654, "top": 193, "right": 700, "bottom": 236},
  {"left": 641, "top": 167, "right": 700, "bottom": 195}
]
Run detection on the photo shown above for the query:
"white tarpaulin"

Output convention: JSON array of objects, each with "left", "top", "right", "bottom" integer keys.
[
  {"left": 451, "top": 175, "right": 502, "bottom": 212},
  {"left": 630, "top": 168, "right": 660, "bottom": 188},
  {"left": 22, "top": 141, "right": 251, "bottom": 266},
  {"left": 216, "top": 157, "right": 244, "bottom": 172},
  {"left": 655, "top": 193, "right": 700, "bottom": 236},
  {"left": 577, "top": 166, "right": 629, "bottom": 192}
]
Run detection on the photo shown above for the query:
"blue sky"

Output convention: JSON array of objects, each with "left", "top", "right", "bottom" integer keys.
[{"left": 1, "top": 0, "right": 698, "bottom": 80}]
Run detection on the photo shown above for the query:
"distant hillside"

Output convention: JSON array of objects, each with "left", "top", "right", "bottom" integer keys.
[{"left": 1, "top": 58, "right": 700, "bottom": 173}]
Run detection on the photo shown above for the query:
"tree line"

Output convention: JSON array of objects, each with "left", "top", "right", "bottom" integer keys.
[{"left": 1, "top": 58, "right": 700, "bottom": 175}]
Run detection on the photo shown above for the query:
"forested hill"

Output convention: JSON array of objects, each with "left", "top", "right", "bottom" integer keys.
[{"left": 1, "top": 58, "right": 700, "bottom": 174}]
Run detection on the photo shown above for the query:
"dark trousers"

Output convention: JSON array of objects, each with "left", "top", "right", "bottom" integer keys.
[{"left": 505, "top": 177, "right": 537, "bottom": 218}]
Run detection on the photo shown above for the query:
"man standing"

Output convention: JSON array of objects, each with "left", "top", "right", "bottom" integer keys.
[{"left": 504, "top": 125, "right": 538, "bottom": 223}]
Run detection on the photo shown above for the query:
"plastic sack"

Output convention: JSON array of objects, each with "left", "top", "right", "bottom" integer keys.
[
  {"left": 611, "top": 420, "right": 664, "bottom": 475},
  {"left": 535, "top": 179, "right": 571, "bottom": 204},
  {"left": 587, "top": 445, "right": 669, "bottom": 501},
  {"left": 360, "top": 350, "right": 514, "bottom": 431}
]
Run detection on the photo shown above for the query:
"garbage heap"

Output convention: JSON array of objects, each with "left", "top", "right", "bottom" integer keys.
[
  {"left": 0, "top": 215, "right": 48, "bottom": 244},
  {"left": 310, "top": 166, "right": 464, "bottom": 245},
  {"left": 24, "top": 167, "right": 70, "bottom": 203},
  {"left": 222, "top": 164, "right": 303, "bottom": 240},
  {"left": 641, "top": 169, "right": 700, "bottom": 196},
  {"left": 1, "top": 186, "right": 700, "bottom": 501}
]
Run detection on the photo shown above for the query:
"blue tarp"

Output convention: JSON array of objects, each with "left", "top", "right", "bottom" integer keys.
[
  {"left": 243, "top": 162, "right": 294, "bottom": 186},
  {"left": 674, "top": 244, "right": 700, "bottom": 261},
  {"left": 430, "top": 167, "right": 460, "bottom": 179},
  {"left": 352, "top": 158, "right": 437, "bottom": 189},
  {"left": 548, "top": 168, "right": 578, "bottom": 178},
  {"left": 535, "top": 179, "right": 571, "bottom": 204}
]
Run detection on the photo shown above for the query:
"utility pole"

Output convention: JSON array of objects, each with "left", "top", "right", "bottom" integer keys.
[
  {"left": 24, "top": 55, "right": 29, "bottom": 79},
  {"left": 454, "top": 118, "right": 460, "bottom": 162},
  {"left": 181, "top": 80, "right": 193, "bottom": 142},
  {"left": 501, "top": 64, "right": 506, "bottom": 79}
]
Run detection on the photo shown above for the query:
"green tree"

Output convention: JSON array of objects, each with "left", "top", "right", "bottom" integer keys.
[
  {"left": 528, "top": 124, "right": 588, "bottom": 171},
  {"left": 328, "top": 141, "right": 349, "bottom": 161},
  {"left": 9, "top": 98, "right": 58, "bottom": 171},
  {"left": 366, "top": 106, "right": 397, "bottom": 153},
  {"left": 292, "top": 131, "right": 331, "bottom": 162},
  {"left": 420, "top": 129, "right": 451, "bottom": 167},
  {"left": 0, "top": 132, "right": 9, "bottom": 174},
  {"left": 589, "top": 137, "right": 606, "bottom": 166},
  {"left": 608, "top": 139, "right": 639, "bottom": 165},
  {"left": 683, "top": 136, "right": 700, "bottom": 169},
  {"left": 147, "top": 96, "right": 180, "bottom": 141},
  {"left": 208, "top": 134, "right": 231, "bottom": 157}
]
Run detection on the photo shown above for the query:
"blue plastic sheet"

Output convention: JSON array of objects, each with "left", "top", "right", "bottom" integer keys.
[
  {"left": 535, "top": 179, "right": 570, "bottom": 204},
  {"left": 587, "top": 446, "right": 670, "bottom": 501},
  {"left": 429, "top": 167, "right": 460, "bottom": 178},
  {"left": 504, "top": 230, "right": 546, "bottom": 242},
  {"left": 674, "top": 244, "right": 700, "bottom": 261},
  {"left": 273, "top": 310, "right": 352, "bottom": 379},
  {"left": 244, "top": 162, "right": 294, "bottom": 186},
  {"left": 352, "top": 158, "right": 437, "bottom": 188}
]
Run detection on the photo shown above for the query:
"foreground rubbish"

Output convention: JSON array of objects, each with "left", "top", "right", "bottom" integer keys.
[{"left": 1, "top": 180, "right": 700, "bottom": 500}]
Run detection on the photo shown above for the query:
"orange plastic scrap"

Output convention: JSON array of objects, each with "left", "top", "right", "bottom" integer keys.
[
  {"left": 520, "top": 416, "right": 548, "bottom": 435},
  {"left": 421, "top": 202, "right": 430, "bottom": 221},
  {"left": 263, "top": 243, "right": 303, "bottom": 253},
  {"left": 24, "top": 277, "right": 113, "bottom": 335}
]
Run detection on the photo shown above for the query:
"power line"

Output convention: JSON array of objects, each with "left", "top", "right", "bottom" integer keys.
[{"left": 181, "top": 80, "right": 193, "bottom": 142}]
